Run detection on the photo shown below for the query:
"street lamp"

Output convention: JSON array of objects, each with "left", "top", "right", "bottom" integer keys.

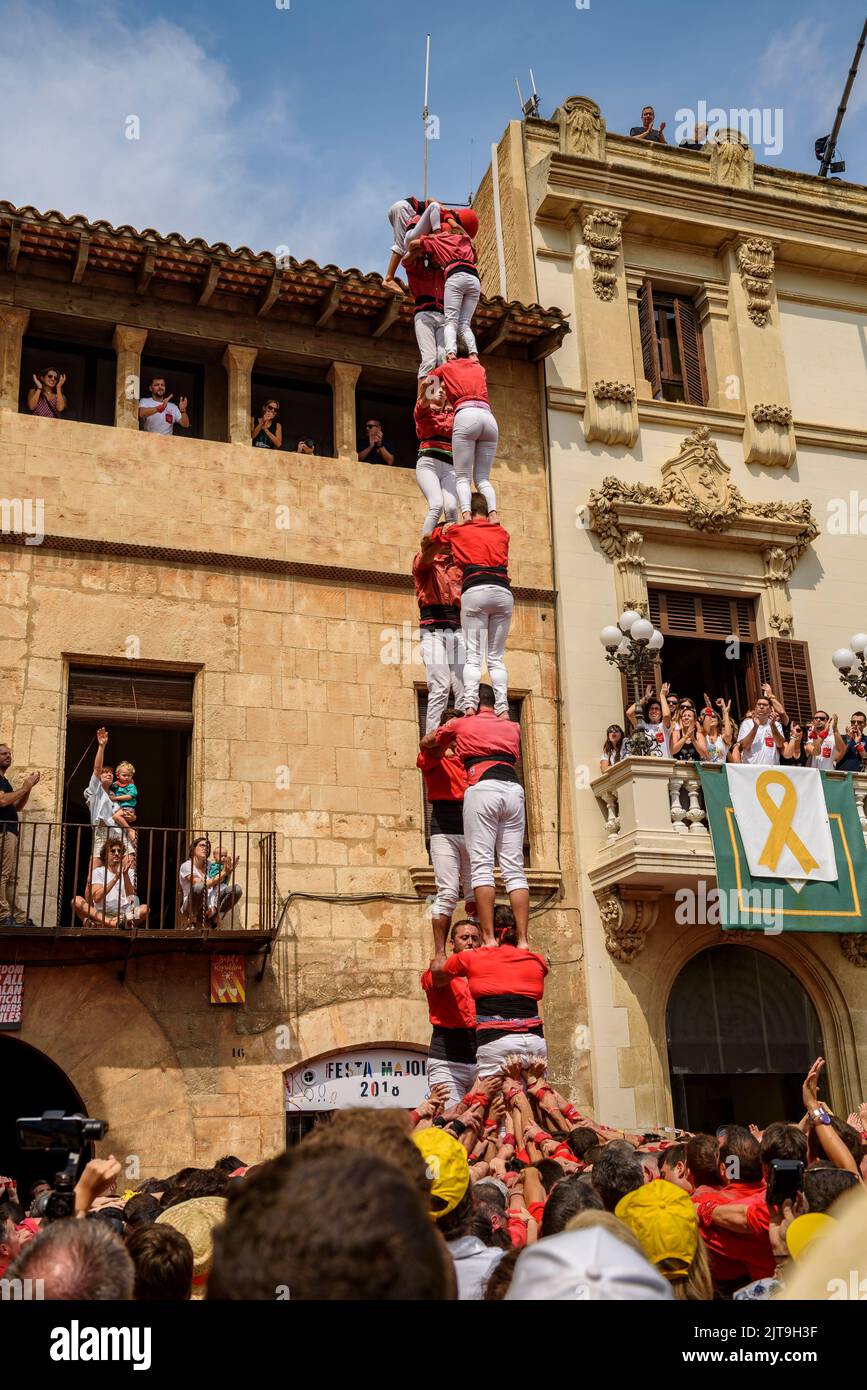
[
  {"left": 832, "top": 632, "right": 867, "bottom": 700},
  {"left": 600, "top": 610, "right": 664, "bottom": 757}
]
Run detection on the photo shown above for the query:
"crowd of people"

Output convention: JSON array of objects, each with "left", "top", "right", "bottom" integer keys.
[
  {"left": 1, "top": 1044, "right": 864, "bottom": 1301},
  {"left": 601, "top": 683, "right": 867, "bottom": 773}
]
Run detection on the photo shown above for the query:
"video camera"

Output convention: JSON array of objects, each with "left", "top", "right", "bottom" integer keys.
[{"left": 16, "top": 1111, "right": 108, "bottom": 1222}]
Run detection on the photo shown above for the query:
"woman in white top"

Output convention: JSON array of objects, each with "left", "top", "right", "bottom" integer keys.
[
  {"left": 700, "top": 696, "right": 734, "bottom": 764},
  {"left": 179, "top": 836, "right": 243, "bottom": 927},
  {"left": 600, "top": 724, "right": 626, "bottom": 770},
  {"left": 73, "top": 839, "right": 148, "bottom": 930},
  {"left": 626, "top": 682, "right": 673, "bottom": 757}
]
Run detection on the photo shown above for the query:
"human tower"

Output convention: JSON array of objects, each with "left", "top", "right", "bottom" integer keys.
[{"left": 384, "top": 196, "right": 548, "bottom": 1104}]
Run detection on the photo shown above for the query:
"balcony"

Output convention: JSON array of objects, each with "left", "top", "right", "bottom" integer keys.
[
  {"left": 0, "top": 823, "right": 280, "bottom": 968},
  {"left": 590, "top": 759, "right": 867, "bottom": 898}
]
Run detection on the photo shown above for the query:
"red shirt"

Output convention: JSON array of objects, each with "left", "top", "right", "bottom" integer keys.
[
  {"left": 413, "top": 399, "right": 454, "bottom": 449},
  {"left": 694, "top": 1181, "right": 774, "bottom": 1283},
  {"left": 414, "top": 228, "right": 477, "bottom": 275},
  {"left": 412, "top": 548, "right": 462, "bottom": 625},
  {"left": 420, "top": 968, "right": 476, "bottom": 1029},
  {"left": 435, "top": 708, "right": 521, "bottom": 787},
  {"left": 417, "top": 748, "right": 467, "bottom": 802},
  {"left": 444, "top": 943, "right": 548, "bottom": 999},
  {"left": 430, "top": 358, "right": 489, "bottom": 411},
  {"left": 442, "top": 517, "right": 510, "bottom": 576},
  {"left": 404, "top": 254, "right": 444, "bottom": 311}
]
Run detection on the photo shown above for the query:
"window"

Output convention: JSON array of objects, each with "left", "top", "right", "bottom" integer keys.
[
  {"left": 416, "top": 691, "right": 530, "bottom": 853},
  {"left": 638, "top": 281, "right": 708, "bottom": 406},
  {"left": 19, "top": 336, "right": 115, "bottom": 426},
  {"left": 356, "top": 383, "right": 418, "bottom": 469},
  {"left": 140, "top": 355, "right": 204, "bottom": 437},
  {"left": 251, "top": 371, "right": 333, "bottom": 457}
]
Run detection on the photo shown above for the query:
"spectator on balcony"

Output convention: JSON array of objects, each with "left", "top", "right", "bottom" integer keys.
[
  {"left": 179, "top": 837, "right": 242, "bottom": 927},
  {"left": 805, "top": 710, "right": 846, "bottom": 771},
  {"left": 671, "top": 706, "right": 708, "bottom": 762},
  {"left": 626, "top": 683, "right": 672, "bottom": 757},
  {"left": 73, "top": 839, "right": 148, "bottom": 930},
  {"left": 837, "top": 714, "right": 867, "bottom": 771},
  {"left": 699, "top": 698, "right": 733, "bottom": 763},
  {"left": 736, "top": 687, "right": 788, "bottom": 766},
  {"left": 84, "top": 727, "right": 136, "bottom": 866},
  {"left": 782, "top": 721, "right": 810, "bottom": 768},
  {"left": 296, "top": 437, "right": 316, "bottom": 455},
  {"left": 629, "top": 106, "right": 667, "bottom": 144},
  {"left": 0, "top": 744, "right": 39, "bottom": 927},
  {"left": 250, "top": 400, "right": 282, "bottom": 451},
  {"left": 358, "top": 418, "right": 395, "bottom": 467},
  {"left": 600, "top": 724, "right": 626, "bottom": 770},
  {"left": 27, "top": 367, "right": 67, "bottom": 418},
  {"left": 138, "top": 378, "right": 189, "bottom": 436}
]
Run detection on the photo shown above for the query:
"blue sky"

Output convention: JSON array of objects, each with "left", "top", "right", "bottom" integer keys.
[{"left": 1, "top": 0, "right": 866, "bottom": 273}]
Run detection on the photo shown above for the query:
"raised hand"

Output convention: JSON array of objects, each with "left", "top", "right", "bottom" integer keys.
[
  {"left": 178, "top": 396, "right": 188, "bottom": 413},
  {"left": 802, "top": 1056, "right": 825, "bottom": 1112},
  {"left": 58, "top": 374, "right": 66, "bottom": 389},
  {"left": 97, "top": 726, "right": 109, "bottom": 747}
]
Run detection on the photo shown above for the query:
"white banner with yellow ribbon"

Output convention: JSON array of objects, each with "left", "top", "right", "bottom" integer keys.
[{"left": 725, "top": 764, "right": 837, "bottom": 884}]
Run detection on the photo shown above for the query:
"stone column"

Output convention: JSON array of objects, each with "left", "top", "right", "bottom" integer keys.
[
  {"left": 575, "top": 206, "right": 639, "bottom": 447},
  {"left": 112, "top": 325, "right": 148, "bottom": 429},
  {"left": 0, "top": 305, "right": 30, "bottom": 412},
  {"left": 327, "top": 361, "right": 363, "bottom": 459},
  {"left": 222, "top": 344, "right": 258, "bottom": 445},
  {"left": 722, "top": 237, "right": 796, "bottom": 469}
]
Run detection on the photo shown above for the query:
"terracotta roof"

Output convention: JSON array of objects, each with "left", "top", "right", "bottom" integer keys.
[{"left": 0, "top": 202, "right": 569, "bottom": 357}]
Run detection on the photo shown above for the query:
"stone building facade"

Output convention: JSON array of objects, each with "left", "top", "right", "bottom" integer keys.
[
  {"left": 476, "top": 98, "right": 867, "bottom": 1131},
  {"left": 0, "top": 206, "right": 584, "bottom": 1174}
]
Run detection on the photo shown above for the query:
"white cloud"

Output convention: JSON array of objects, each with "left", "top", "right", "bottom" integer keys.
[{"left": 0, "top": 1, "right": 388, "bottom": 270}]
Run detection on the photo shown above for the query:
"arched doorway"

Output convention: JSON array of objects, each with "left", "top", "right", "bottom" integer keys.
[
  {"left": 0, "top": 1036, "right": 90, "bottom": 1198},
  {"left": 666, "top": 945, "right": 824, "bottom": 1132}
]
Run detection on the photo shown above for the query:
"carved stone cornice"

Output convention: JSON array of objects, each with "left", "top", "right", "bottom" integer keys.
[
  {"left": 555, "top": 96, "right": 606, "bottom": 161},
  {"left": 587, "top": 425, "right": 818, "bottom": 559},
  {"left": 581, "top": 208, "right": 623, "bottom": 301},
  {"left": 840, "top": 935, "right": 867, "bottom": 968},
  {"left": 596, "top": 888, "right": 660, "bottom": 963},
  {"left": 752, "top": 403, "right": 793, "bottom": 426},
  {"left": 736, "top": 238, "right": 775, "bottom": 327}
]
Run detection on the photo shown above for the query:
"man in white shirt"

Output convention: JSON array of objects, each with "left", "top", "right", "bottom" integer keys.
[
  {"left": 83, "top": 726, "right": 135, "bottom": 865},
  {"left": 737, "top": 686, "right": 788, "bottom": 765},
  {"left": 806, "top": 709, "right": 846, "bottom": 770},
  {"left": 138, "top": 376, "right": 189, "bottom": 436}
]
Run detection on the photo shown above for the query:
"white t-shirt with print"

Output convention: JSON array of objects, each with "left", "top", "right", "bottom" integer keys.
[
  {"left": 810, "top": 733, "right": 837, "bottom": 771},
  {"left": 737, "top": 718, "right": 785, "bottom": 766},
  {"left": 645, "top": 720, "right": 671, "bottom": 757},
  {"left": 140, "top": 398, "right": 182, "bottom": 435}
]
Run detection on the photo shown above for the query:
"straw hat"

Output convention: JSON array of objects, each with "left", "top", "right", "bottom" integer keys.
[{"left": 157, "top": 1196, "right": 226, "bottom": 1300}]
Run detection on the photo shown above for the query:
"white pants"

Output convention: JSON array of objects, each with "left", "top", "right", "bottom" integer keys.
[
  {"left": 461, "top": 584, "right": 512, "bottom": 715},
  {"left": 416, "top": 455, "right": 459, "bottom": 536},
  {"left": 452, "top": 408, "right": 498, "bottom": 516},
  {"left": 427, "top": 1057, "right": 477, "bottom": 1107},
  {"left": 430, "top": 831, "right": 471, "bottom": 918},
  {"left": 463, "top": 779, "right": 528, "bottom": 892},
  {"left": 475, "top": 1034, "right": 547, "bottom": 1079},
  {"left": 444, "top": 272, "right": 481, "bottom": 356},
  {"left": 404, "top": 202, "right": 441, "bottom": 247},
  {"left": 421, "top": 628, "right": 465, "bottom": 731},
  {"left": 415, "top": 309, "right": 446, "bottom": 377}
]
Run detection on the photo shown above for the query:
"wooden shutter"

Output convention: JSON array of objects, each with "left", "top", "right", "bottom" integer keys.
[
  {"left": 67, "top": 665, "right": 195, "bottom": 728},
  {"left": 674, "top": 297, "right": 708, "bottom": 406},
  {"left": 638, "top": 279, "right": 662, "bottom": 398},
  {"left": 754, "top": 639, "right": 816, "bottom": 725},
  {"left": 649, "top": 590, "right": 756, "bottom": 642}
]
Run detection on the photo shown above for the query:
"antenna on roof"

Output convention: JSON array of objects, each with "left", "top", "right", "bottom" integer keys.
[
  {"left": 423, "top": 33, "right": 432, "bottom": 199},
  {"left": 815, "top": 16, "right": 867, "bottom": 178},
  {"left": 516, "top": 69, "right": 541, "bottom": 119}
]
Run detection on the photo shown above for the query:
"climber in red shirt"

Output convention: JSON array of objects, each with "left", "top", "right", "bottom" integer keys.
[
  {"left": 417, "top": 729, "right": 476, "bottom": 955},
  {"left": 405, "top": 203, "right": 481, "bottom": 358},
  {"left": 428, "top": 355, "right": 498, "bottom": 521},
  {"left": 434, "top": 494, "right": 512, "bottom": 716},
  {"left": 420, "top": 917, "right": 480, "bottom": 1106},
  {"left": 414, "top": 377, "right": 457, "bottom": 537},
  {"left": 413, "top": 534, "right": 464, "bottom": 733}
]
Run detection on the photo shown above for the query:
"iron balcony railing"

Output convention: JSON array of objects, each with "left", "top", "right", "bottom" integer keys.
[{"left": 0, "top": 823, "right": 279, "bottom": 937}]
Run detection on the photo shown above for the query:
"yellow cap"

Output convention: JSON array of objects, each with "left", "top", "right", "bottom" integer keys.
[
  {"left": 786, "top": 1212, "right": 834, "bottom": 1262},
  {"left": 411, "top": 1128, "right": 470, "bottom": 1220},
  {"left": 615, "top": 1180, "right": 698, "bottom": 1273}
]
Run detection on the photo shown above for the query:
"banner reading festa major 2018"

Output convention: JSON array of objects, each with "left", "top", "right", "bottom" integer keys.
[{"left": 698, "top": 764, "right": 867, "bottom": 933}]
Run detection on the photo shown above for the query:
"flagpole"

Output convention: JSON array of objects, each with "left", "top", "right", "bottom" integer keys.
[{"left": 423, "top": 33, "right": 431, "bottom": 199}]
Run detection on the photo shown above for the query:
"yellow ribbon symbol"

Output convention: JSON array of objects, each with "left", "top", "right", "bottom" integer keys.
[{"left": 755, "top": 770, "right": 819, "bottom": 875}]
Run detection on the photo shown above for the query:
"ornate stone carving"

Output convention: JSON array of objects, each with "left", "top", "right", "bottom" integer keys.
[
  {"left": 709, "top": 130, "right": 755, "bottom": 190},
  {"left": 596, "top": 888, "right": 660, "bottom": 963},
  {"left": 613, "top": 530, "right": 648, "bottom": 617},
  {"left": 593, "top": 380, "right": 636, "bottom": 403},
  {"left": 752, "top": 403, "right": 793, "bottom": 426},
  {"left": 587, "top": 426, "right": 819, "bottom": 559},
  {"left": 840, "top": 935, "right": 867, "bottom": 968},
  {"left": 582, "top": 208, "right": 622, "bottom": 302},
  {"left": 558, "top": 96, "right": 606, "bottom": 161},
  {"left": 737, "top": 238, "right": 775, "bottom": 327}
]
